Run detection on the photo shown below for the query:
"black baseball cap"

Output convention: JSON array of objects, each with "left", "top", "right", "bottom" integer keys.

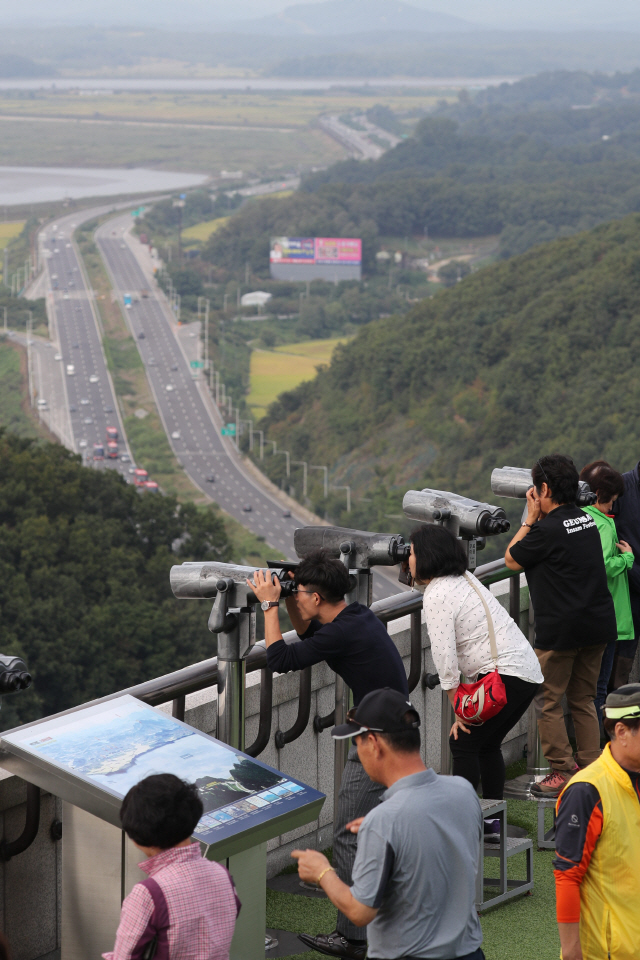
[
  {"left": 331, "top": 688, "right": 420, "bottom": 740},
  {"left": 604, "top": 683, "right": 640, "bottom": 720}
]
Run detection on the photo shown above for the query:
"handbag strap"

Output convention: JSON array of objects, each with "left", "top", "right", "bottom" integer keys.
[{"left": 464, "top": 571, "right": 498, "bottom": 668}]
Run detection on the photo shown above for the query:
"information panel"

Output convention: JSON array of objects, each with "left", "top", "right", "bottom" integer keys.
[
  {"left": 270, "top": 236, "right": 361, "bottom": 281},
  {"left": 2, "top": 696, "right": 324, "bottom": 848}
]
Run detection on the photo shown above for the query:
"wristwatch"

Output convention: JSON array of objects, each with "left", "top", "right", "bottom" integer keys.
[{"left": 261, "top": 600, "right": 279, "bottom": 612}]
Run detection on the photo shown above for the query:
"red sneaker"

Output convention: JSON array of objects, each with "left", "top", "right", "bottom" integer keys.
[{"left": 531, "top": 769, "right": 576, "bottom": 798}]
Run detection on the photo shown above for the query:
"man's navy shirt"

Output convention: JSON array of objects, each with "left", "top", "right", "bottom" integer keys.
[{"left": 266, "top": 602, "right": 408, "bottom": 705}]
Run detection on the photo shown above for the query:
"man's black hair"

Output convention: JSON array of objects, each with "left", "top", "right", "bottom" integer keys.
[
  {"left": 294, "top": 549, "right": 351, "bottom": 604},
  {"left": 531, "top": 454, "right": 579, "bottom": 505},
  {"left": 120, "top": 773, "right": 203, "bottom": 849},
  {"left": 409, "top": 524, "right": 467, "bottom": 582}
]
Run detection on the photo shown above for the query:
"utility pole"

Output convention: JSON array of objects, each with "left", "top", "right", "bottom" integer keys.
[
  {"left": 293, "top": 460, "right": 308, "bottom": 496},
  {"left": 3, "top": 306, "right": 6, "bottom": 333},
  {"left": 26, "top": 311, "right": 33, "bottom": 407},
  {"left": 235, "top": 407, "right": 240, "bottom": 451},
  {"left": 204, "top": 299, "right": 210, "bottom": 389},
  {"left": 255, "top": 430, "right": 264, "bottom": 460},
  {"left": 173, "top": 196, "right": 186, "bottom": 262},
  {"left": 311, "top": 465, "right": 329, "bottom": 498}
]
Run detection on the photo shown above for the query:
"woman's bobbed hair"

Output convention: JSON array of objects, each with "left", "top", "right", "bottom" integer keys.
[{"left": 410, "top": 525, "right": 468, "bottom": 582}]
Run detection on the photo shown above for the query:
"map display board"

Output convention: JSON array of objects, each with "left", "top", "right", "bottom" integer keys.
[{"left": 1, "top": 696, "right": 324, "bottom": 848}]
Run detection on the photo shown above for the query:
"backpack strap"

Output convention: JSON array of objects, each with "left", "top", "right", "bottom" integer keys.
[
  {"left": 132, "top": 877, "right": 170, "bottom": 960},
  {"left": 464, "top": 571, "right": 498, "bottom": 668}
]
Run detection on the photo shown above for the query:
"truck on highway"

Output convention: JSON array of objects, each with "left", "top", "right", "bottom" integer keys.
[
  {"left": 133, "top": 468, "right": 149, "bottom": 486},
  {"left": 66, "top": 364, "right": 75, "bottom": 376},
  {"left": 106, "top": 426, "right": 119, "bottom": 442},
  {"left": 93, "top": 443, "right": 104, "bottom": 460},
  {"left": 123, "top": 293, "right": 132, "bottom": 309},
  {"left": 107, "top": 441, "right": 119, "bottom": 459},
  {"left": 143, "top": 481, "right": 159, "bottom": 493}
]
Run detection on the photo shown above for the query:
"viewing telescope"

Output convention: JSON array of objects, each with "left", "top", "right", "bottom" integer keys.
[
  {"left": 0, "top": 656, "right": 31, "bottom": 695},
  {"left": 402, "top": 488, "right": 510, "bottom": 571},
  {"left": 294, "top": 526, "right": 411, "bottom": 603},
  {"left": 491, "top": 466, "right": 597, "bottom": 506}
]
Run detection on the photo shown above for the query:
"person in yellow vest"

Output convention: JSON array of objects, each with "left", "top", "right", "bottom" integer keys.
[{"left": 553, "top": 683, "right": 640, "bottom": 960}]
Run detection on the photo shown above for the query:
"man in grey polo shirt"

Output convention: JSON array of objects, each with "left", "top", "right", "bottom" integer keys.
[{"left": 293, "top": 688, "right": 484, "bottom": 960}]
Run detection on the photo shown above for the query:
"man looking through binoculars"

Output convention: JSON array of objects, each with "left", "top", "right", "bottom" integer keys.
[{"left": 249, "top": 550, "right": 408, "bottom": 960}]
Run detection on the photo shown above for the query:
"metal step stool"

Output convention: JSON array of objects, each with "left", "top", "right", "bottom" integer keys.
[
  {"left": 534, "top": 797, "right": 556, "bottom": 850},
  {"left": 476, "top": 799, "right": 534, "bottom": 911}
]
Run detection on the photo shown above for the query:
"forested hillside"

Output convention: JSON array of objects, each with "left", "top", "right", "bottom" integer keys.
[
  {"left": 202, "top": 70, "right": 640, "bottom": 275},
  {"left": 0, "top": 433, "right": 230, "bottom": 729},
  {"left": 256, "top": 214, "right": 640, "bottom": 530}
]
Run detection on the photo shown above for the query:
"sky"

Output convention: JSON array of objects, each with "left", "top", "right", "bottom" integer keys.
[{"left": 1, "top": 0, "right": 639, "bottom": 30}]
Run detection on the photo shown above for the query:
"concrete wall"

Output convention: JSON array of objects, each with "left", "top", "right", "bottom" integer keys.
[{"left": 1, "top": 577, "right": 638, "bottom": 958}]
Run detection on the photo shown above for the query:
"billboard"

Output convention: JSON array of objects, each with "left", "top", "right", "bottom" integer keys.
[{"left": 270, "top": 236, "right": 361, "bottom": 281}]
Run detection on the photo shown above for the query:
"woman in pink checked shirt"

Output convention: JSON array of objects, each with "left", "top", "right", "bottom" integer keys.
[{"left": 104, "top": 774, "right": 240, "bottom": 960}]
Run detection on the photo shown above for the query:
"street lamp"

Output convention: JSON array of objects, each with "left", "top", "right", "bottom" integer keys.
[
  {"left": 331, "top": 484, "right": 351, "bottom": 513},
  {"left": 311, "top": 465, "right": 328, "bottom": 498},
  {"left": 292, "top": 460, "right": 308, "bottom": 496}
]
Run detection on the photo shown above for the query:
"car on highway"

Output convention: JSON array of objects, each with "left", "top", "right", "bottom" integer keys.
[
  {"left": 65, "top": 243, "right": 71, "bottom": 248},
  {"left": 242, "top": 504, "right": 252, "bottom": 512},
  {"left": 80, "top": 398, "right": 90, "bottom": 405},
  {"left": 205, "top": 474, "right": 215, "bottom": 483},
  {"left": 282, "top": 510, "right": 291, "bottom": 518},
  {"left": 120, "top": 454, "right": 131, "bottom": 463},
  {"left": 171, "top": 431, "right": 180, "bottom": 439},
  {"left": 104, "top": 406, "right": 113, "bottom": 413},
  {"left": 54, "top": 353, "right": 62, "bottom": 361},
  {"left": 37, "top": 398, "right": 47, "bottom": 408},
  {"left": 63, "top": 294, "right": 69, "bottom": 300},
  {"left": 72, "top": 343, "right": 79, "bottom": 349},
  {"left": 170, "top": 364, "right": 178, "bottom": 371},
  {"left": 165, "top": 384, "right": 174, "bottom": 392},
  {"left": 120, "top": 243, "right": 126, "bottom": 249},
  {"left": 79, "top": 440, "right": 87, "bottom": 448},
  {"left": 138, "top": 331, "right": 145, "bottom": 339},
  {"left": 69, "top": 405, "right": 76, "bottom": 413},
  {"left": 148, "top": 357, "right": 156, "bottom": 366},
  {"left": 66, "top": 364, "right": 75, "bottom": 376},
  {"left": 89, "top": 375, "right": 99, "bottom": 383},
  {"left": 83, "top": 417, "right": 93, "bottom": 424},
  {"left": 51, "top": 274, "right": 57, "bottom": 280}
]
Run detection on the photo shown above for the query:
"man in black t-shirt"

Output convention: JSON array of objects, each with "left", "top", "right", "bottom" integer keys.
[
  {"left": 506, "top": 455, "right": 617, "bottom": 797},
  {"left": 250, "top": 550, "right": 408, "bottom": 960}
]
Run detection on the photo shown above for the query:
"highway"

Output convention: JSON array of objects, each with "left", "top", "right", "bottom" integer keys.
[
  {"left": 35, "top": 207, "right": 132, "bottom": 475},
  {"left": 93, "top": 212, "right": 404, "bottom": 598}
]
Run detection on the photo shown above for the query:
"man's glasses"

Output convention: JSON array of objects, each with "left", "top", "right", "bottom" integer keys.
[
  {"left": 346, "top": 707, "right": 383, "bottom": 733},
  {"left": 296, "top": 589, "right": 326, "bottom": 602}
]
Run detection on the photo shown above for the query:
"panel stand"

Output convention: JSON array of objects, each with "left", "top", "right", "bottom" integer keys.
[{"left": 223, "top": 842, "right": 267, "bottom": 960}]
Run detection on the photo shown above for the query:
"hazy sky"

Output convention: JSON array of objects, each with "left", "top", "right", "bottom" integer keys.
[{"left": 1, "top": 0, "right": 639, "bottom": 29}]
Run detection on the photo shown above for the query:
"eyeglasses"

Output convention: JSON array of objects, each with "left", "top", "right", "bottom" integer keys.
[
  {"left": 536, "top": 459, "right": 550, "bottom": 485},
  {"left": 296, "top": 589, "right": 326, "bottom": 601},
  {"left": 346, "top": 707, "right": 383, "bottom": 734}
]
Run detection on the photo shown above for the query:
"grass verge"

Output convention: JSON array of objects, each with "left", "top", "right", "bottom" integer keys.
[{"left": 0, "top": 337, "right": 49, "bottom": 439}]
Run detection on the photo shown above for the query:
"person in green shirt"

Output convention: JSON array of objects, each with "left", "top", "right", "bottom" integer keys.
[{"left": 580, "top": 462, "right": 634, "bottom": 727}]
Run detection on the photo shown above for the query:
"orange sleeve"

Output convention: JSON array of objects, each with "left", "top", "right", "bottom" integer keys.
[{"left": 553, "top": 782, "right": 603, "bottom": 924}]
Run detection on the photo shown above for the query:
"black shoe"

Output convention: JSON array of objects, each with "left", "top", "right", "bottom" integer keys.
[{"left": 297, "top": 930, "right": 367, "bottom": 960}]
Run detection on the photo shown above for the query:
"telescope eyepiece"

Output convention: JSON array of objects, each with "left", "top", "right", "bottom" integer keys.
[
  {"left": 479, "top": 516, "right": 511, "bottom": 536},
  {"left": 432, "top": 507, "right": 452, "bottom": 521},
  {"left": 339, "top": 540, "right": 356, "bottom": 556}
]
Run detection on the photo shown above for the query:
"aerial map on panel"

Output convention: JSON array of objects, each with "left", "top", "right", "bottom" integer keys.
[{"left": 4, "top": 696, "right": 322, "bottom": 845}]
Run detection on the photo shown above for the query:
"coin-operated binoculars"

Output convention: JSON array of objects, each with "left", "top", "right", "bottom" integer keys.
[
  {"left": 491, "top": 466, "right": 596, "bottom": 506},
  {"left": 293, "top": 526, "right": 410, "bottom": 605},
  {"left": 170, "top": 561, "right": 294, "bottom": 749},
  {"left": 0, "top": 656, "right": 31, "bottom": 697},
  {"left": 402, "top": 488, "right": 511, "bottom": 570}
]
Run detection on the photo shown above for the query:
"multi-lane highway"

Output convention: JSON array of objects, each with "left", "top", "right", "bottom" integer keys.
[
  {"left": 93, "top": 213, "right": 403, "bottom": 597},
  {"left": 37, "top": 207, "right": 132, "bottom": 475}
]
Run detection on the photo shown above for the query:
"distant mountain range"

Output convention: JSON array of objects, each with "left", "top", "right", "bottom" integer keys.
[{"left": 225, "top": 0, "right": 478, "bottom": 36}]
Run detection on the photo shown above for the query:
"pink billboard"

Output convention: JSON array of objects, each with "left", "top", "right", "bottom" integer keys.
[{"left": 314, "top": 238, "right": 362, "bottom": 265}]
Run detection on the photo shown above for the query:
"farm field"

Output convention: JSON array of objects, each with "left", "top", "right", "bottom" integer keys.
[
  {"left": 247, "top": 337, "right": 350, "bottom": 419},
  {"left": 0, "top": 119, "right": 344, "bottom": 175},
  {"left": 182, "top": 217, "right": 230, "bottom": 243},
  {"left": 0, "top": 90, "right": 450, "bottom": 129}
]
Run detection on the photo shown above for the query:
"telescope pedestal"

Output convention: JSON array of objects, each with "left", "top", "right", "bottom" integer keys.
[{"left": 222, "top": 842, "right": 267, "bottom": 960}]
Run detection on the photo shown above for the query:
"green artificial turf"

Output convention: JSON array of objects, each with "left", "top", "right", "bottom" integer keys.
[{"left": 265, "top": 799, "right": 561, "bottom": 960}]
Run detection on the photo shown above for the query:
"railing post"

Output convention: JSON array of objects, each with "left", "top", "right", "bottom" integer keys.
[
  {"left": 407, "top": 609, "right": 422, "bottom": 693},
  {"left": 440, "top": 690, "right": 454, "bottom": 776}
]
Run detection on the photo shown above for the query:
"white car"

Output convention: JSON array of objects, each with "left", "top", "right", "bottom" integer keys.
[
  {"left": 120, "top": 454, "right": 131, "bottom": 463},
  {"left": 51, "top": 274, "right": 58, "bottom": 280},
  {"left": 83, "top": 417, "right": 93, "bottom": 424},
  {"left": 66, "top": 243, "right": 71, "bottom": 248},
  {"left": 63, "top": 294, "right": 69, "bottom": 300},
  {"left": 80, "top": 398, "right": 90, "bottom": 406},
  {"left": 54, "top": 248, "right": 60, "bottom": 254},
  {"left": 54, "top": 354, "right": 62, "bottom": 361},
  {"left": 37, "top": 398, "right": 47, "bottom": 408},
  {"left": 171, "top": 431, "right": 180, "bottom": 439},
  {"left": 89, "top": 375, "right": 99, "bottom": 383},
  {"left": 165, "top": 384, "right": 174, "bottom": 392},
  {"left": 79, "top": 440, "right": 87, "bottom": 448}
]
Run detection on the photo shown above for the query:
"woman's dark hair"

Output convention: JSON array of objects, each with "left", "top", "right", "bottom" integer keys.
[
  {"left": 409, "top": 525, "right": 467, "bottom": 581},
  {"left": 603, "top": 716, "right": 640, "bottom": 739},
  {"left": 294, "top": 549, "right": 352, "bottom": 603},
  {"left": 579, "top": 460, "right": 624, "bottom": 504},
  {"left": 531, "top": 454, "right": 579, "bottom": 505},
  {"left": 120, "top": 773, "right": 203, "bottom": 849}
]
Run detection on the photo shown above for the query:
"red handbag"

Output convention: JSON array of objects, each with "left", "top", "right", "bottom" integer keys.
[{"left": 453, "top": 573, "right": 508, "bottom": 725}]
